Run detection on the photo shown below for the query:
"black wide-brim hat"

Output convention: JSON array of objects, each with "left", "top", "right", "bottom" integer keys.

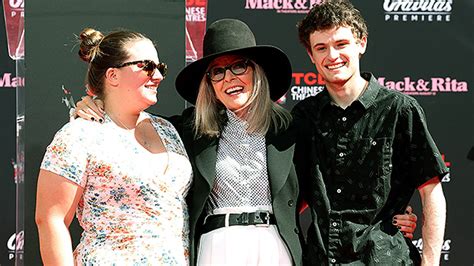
[{"left": 175, "top": 18, "right": 292, "bottom": 104}]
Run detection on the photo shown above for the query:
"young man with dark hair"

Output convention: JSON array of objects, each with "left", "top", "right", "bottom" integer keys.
[{"left": 292, "top": 1, "right": 448, "bottom": 265}]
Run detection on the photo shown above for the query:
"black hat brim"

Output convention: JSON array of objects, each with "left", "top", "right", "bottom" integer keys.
[{"left": 175, "top": 45, "right": 292, "bottom": 105}]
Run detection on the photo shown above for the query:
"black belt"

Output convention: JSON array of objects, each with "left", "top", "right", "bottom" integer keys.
[{"left": 201, "top": 211, "right": 276, "bottom": 234}]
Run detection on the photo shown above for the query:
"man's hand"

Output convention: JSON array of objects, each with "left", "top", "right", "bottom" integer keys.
[
  {"left": 75, "top": 96, "right": 105, "bottom": 122},
  {"left": 393, "top": 205, "right": 418, "bottom": 239}
]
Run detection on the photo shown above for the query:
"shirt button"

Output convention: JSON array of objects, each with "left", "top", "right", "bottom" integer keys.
[
  {"left": 331, "top": 258, "right": 336, "bottom": 263},
  {"left": 339, "top": 152, "right": 345, "bottom": 157},
  {"left": 336, "top": 188, "right": 342, "bottom": 194},
  {"left": 294, "top": 227, "right": 299, "bottom": 234},
  {"left": 288, "top": 200, "right": 294, "bottom": 207},
  {"left": 332, "top": 222, "right": 337, "bottom": 227},
  {"left": 372, "top": 140, "right": 377, "bottom": 146},
  {"left": 341, "top": 117, "right": 347, "bottom": 121}
]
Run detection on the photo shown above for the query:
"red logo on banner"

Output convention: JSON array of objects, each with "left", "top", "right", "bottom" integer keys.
[
  {"left": 244, "top": 0, "right": 323, "bottom": 14},
  {"left": 290, "top": 72, "right": 325, "bottom": 101},
  {"left": 3, "top": 0, "right": 24, "bottom": 60},
  {"left": 186, "top": 0, "right": 207, "bottom": 63}
]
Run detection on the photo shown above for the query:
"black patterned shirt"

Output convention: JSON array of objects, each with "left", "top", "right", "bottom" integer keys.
[{"left": 292, "top": 73, "right": 448, "bottom": 265}]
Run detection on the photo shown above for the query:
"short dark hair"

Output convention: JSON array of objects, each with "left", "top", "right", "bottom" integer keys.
[{"left": 297, "top": 0, "right": 368, "bottom": 51}]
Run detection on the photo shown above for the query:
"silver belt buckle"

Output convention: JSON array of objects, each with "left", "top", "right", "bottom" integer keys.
[{"left": 254, "top": 210, "right": 271, "bottom": 227}]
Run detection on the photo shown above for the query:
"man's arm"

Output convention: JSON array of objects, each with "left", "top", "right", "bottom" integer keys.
[{"left": 418, "top": 176, "right": 446, "bottom": 266}]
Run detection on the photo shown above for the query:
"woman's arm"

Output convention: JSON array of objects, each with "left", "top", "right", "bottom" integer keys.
[
  {"left": 75, "top": 95, "right": 104, "bottom": 122},
  {"left": 35, "top": 169, "right": 83, "bottom": 266}
]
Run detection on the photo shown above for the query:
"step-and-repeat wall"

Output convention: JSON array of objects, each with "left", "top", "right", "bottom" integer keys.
[{"left": 1, "top": 0, "right": 473, "bottom": 265}]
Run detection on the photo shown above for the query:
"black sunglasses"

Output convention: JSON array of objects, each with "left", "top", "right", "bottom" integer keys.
[
  {"left": 206, "top": 59, "right": 251, "bottom": 82},
  {"left": 114, "top": 60, "right": 167, "bottom": 78}
]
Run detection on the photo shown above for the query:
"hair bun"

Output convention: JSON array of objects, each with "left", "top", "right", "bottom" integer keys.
[{"left": 78, "top": 28, "right": 104, "bottom": 62}]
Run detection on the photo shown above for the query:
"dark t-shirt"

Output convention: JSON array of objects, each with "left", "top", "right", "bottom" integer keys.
[{"left": 292, "top": 73, "right": 448, "bottom": 265}]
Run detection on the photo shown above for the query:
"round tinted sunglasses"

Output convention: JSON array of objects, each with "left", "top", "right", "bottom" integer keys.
[
  {"left": 206, "top": 59, "right": 252, "bottom": 82},
  {"left": 114, "top": 60, "right": 168, "bottom": 78}
]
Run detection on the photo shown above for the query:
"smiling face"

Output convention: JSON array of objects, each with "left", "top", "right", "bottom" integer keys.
[
  {"left": 115, "top": 39, "right": 163, "bottom": 109},
  {"left": 307, "top": 26, "right": 367, "bottom": 91},
  {"left": 208, "top": 54, "right": 254, "bottom": 117}
]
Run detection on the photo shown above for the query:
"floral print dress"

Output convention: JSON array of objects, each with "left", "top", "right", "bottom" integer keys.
[{"left": 41, "top": 113, "right": 192, "bottom": 265}]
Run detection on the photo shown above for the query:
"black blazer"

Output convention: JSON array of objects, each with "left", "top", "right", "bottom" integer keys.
[{"left": 170, "top": 107, "right": 303, "bottom": 266}]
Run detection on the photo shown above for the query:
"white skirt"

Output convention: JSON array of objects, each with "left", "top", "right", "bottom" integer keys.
[{"left": 197, "top": 223, "right": 292, "bottom": 266}]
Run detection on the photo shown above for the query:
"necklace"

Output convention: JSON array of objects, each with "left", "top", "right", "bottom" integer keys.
[
  {"left": 107, "top": 112, "right": 170, "bottom": 175},
  {"left": 107, "top": 112, "right": 150, "bottom": 147},
  {"left": 107, "top": 113, "right": 135, "bottom": 131}
]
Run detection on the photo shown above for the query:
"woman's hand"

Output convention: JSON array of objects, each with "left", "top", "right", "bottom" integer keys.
[
  {"left": 393, "top": 205, "right": 418, "bottom": 239},
  {"left": 74, "top": 95, "right": 105, "bottom": 122}
]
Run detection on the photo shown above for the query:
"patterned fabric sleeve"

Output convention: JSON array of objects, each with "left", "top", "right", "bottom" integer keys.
[
  {"left": 402, "top": 98, "right": 449, "bottom": 188},
  {"left": 40, "top": 120, "right": 90, "bottom": 187}
]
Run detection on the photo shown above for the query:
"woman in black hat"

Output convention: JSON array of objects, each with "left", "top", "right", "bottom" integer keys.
[
  {"left": 174, "top": 18, "right": 299, "bottom": 265},
  {"left": 74, "top": 19, "right": 418, "bottom": 266}
]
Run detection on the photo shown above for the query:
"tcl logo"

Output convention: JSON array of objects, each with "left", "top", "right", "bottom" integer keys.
[{"left": 292, "top": 72, "right": 325, "bottom": 86}]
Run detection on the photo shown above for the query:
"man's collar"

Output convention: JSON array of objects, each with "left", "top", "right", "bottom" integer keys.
[
  {"left": 319, "top": 72, "right": 380, "bottom": 110},
  {"left": 357, "top": 72, "right": 380, "bottom": 109},
  {"left": 317, "top": 89, "right": 332, "bottom": 110}
]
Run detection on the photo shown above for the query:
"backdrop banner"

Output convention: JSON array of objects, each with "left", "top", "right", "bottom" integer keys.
[
  {"left": 3, "top": 0, "right": 24, "bottom": 60},
  {"left": 186, "top": 0, "right": 208, "bottom": 63},
  {"left": 0, "top": 0, "right": 472, "bottom": 265},
  {"left": 0, "top": 1, "right": 22, "bottom": 264}
]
